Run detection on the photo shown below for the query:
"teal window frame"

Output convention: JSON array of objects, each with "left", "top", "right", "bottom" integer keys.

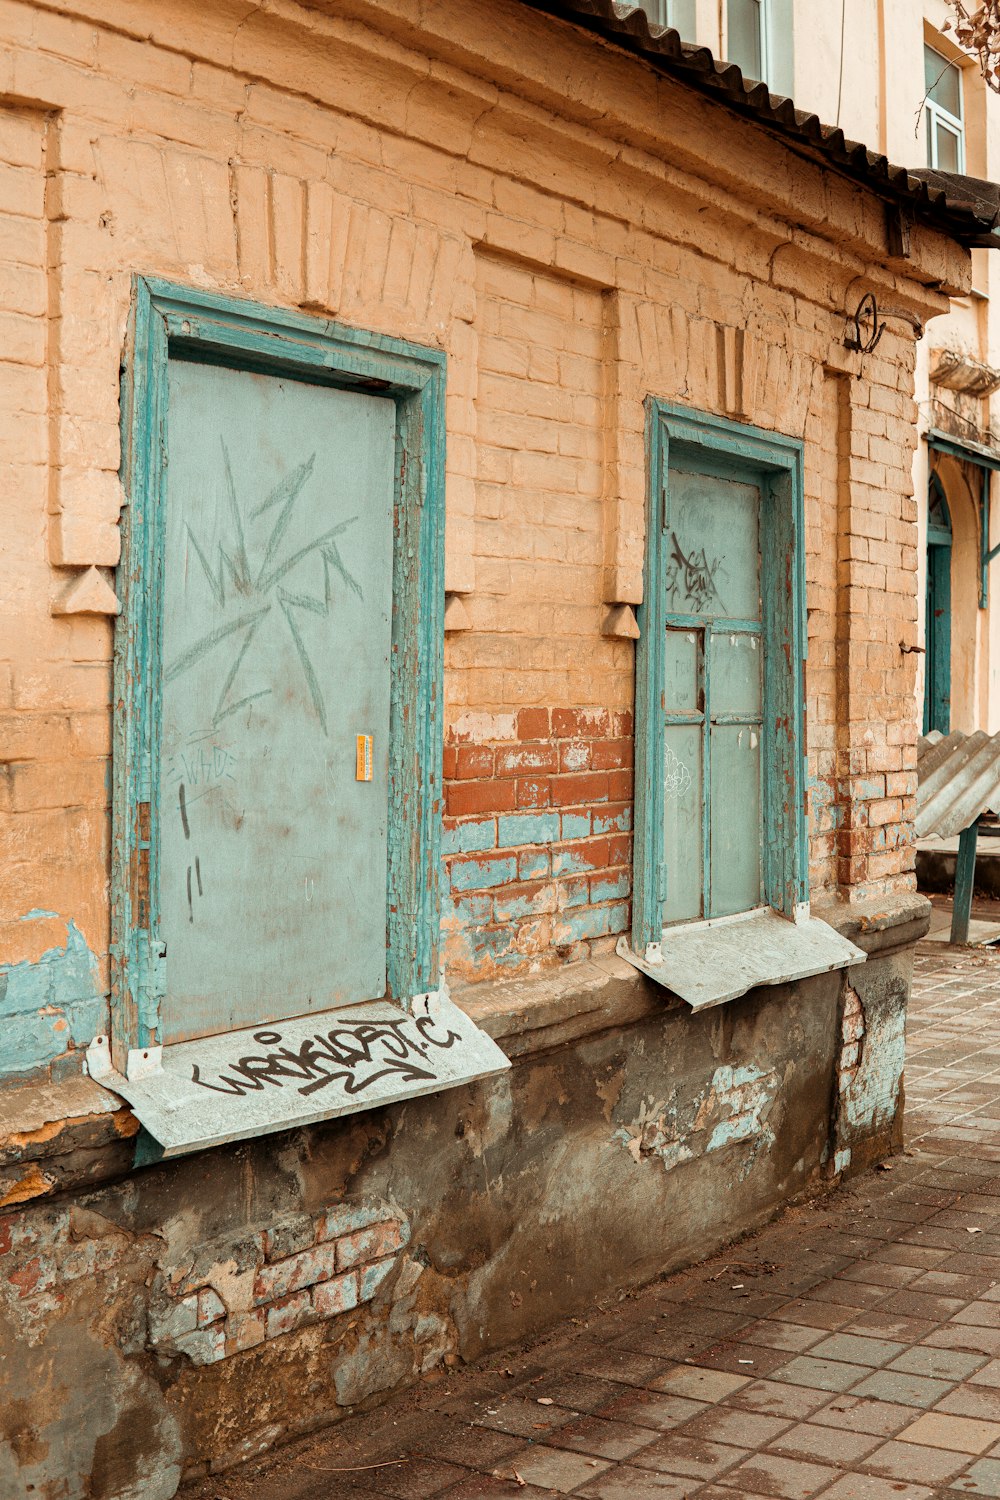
[
  {"left": 112, "top": 276, "right": 446, "bottom": 1066},
  {"left": 632, "top": 400, "right": 808, "bottom": 957}
]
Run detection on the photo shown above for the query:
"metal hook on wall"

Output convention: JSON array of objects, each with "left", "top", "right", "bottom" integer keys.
[{"left": 845, "top": 291, "right": 886, "bottom": 355}]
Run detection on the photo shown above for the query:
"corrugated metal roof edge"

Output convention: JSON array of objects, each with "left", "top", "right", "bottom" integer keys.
[{"left": 518, "top": 0, "right": 1000, "bottom": 249}]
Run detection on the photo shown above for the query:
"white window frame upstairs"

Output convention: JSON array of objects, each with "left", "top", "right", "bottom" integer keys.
[
  {"left": 727, "top": 0, "right": 772, "bottom": 87},
  {"left": 925, "top": 44, "right": 966, "bottom": 174}
]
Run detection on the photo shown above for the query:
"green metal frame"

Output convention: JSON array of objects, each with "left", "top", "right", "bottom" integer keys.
[
  {"left": 923, "top": 471, "right": 952, "bottom": 737},
  {"left": 952, "top": 818, "right": 980, "bottom": 945},
  {"left": 632, "top": 400, "right": 808, "bottom": 957},
  {"left": 925, "top": 429, "right": 1000, "bottom": 609},
  {"left": 113, "top": 276, "right": 446, "bottom": 1067}
]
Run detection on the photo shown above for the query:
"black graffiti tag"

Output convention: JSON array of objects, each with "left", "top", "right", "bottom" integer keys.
[{"left": 190, "top": 1013, "right": 462, "bottom": 1100}]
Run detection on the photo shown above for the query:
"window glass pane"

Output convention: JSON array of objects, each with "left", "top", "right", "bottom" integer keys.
[
  {"left": 711, "top": 631, "right": 762, "bottom": 717},
  {"left": 925, "top": 45, "right": 962, "bottom": 118},
  {"left": 663, "top": 723, "right": 703, "bottom": 924},
  {"left": 666, "top": 469, "right": 761, "bottom": 621},
  {"left": 664, "top": 627, "right": 701, "bottom": 714},
  {"left": 934, "top": 119, "right": 962, "bottom": 172},
  {"left": 728, "top": 0, "right": 763, "bottom": 79},
  {"left": 709, "top": 724, "right": 762, "bottom": 916}
]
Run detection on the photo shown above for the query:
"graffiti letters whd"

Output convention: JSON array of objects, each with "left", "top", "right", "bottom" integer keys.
[{"left": 88, "top": 993, "right": 510, "bottom": 1158}]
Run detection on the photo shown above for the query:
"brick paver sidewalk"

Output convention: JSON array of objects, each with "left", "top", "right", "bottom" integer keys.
[{"left": 187, "top": 945, "right": 1000, "bottom": 1500}]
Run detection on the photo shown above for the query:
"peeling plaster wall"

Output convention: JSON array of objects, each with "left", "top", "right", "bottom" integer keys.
[
  {"left": 0, "top": 956, "right": 887, "bottom": 1498},
  {"left": 0, "top": 914, "right": 106, "bottom": 1084},
  {"left": 833, "top": 950, "right": 911, "bottom": 1174}
]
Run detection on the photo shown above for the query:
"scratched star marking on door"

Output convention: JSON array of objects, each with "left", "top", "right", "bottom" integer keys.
[{"left": 165, "top": 438, "right": 364, "bottom": 732}]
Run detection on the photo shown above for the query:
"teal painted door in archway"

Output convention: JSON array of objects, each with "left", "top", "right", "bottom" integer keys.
[{"left": 923, "top": 473, "right": 952, "bottom": 735}]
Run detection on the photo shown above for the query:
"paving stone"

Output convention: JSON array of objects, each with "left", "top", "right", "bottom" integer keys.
[
  {"left": 531, "top": 1374, "right": 631, "bottom": 1414},
  {"left": 837, "top": 1261, "right": 921, "bottom": 1289},
  {"left": 897, "top": 1410, "right": 1000, "bottom": 1453},
  {"left": 849, "top": 1369, "right": 957, "bottom": 1407},
  {"left": 972, "top": 1361, "right": 1000, "bottom": 1388},
  {"left": 741, "top": 1320, "right": 826, "bottom": 1353},
  {"left": 627, "top": 1433, "right": 747, "bottom": 1480},
  {"left": 501, "top": 1445, "right": 612, "bottom": 1493},
  {"left": 648, "top": 1366, "right": 749, "bottom": 1402},
  {"left": 888, "top": 1347, "right": 989, "bottom": 1380},
  {"left": 573, "top": 1349, "right": 671, "bottom": 1388},
  {"left": 861, "top": 1437, "right": 970, "bottom": 1484},
  {"left": 768, "top": 1355, "right": 868, "bottom": 1392},
  {"left": 807, "top": 1394, "right": 915, "bottom": 1436},
  {"left": 771, "top": 1300, "right": 860, "bottom": 1331},
  {"left": 413, "top": 1420, "right": 524, "bottom": 1471},
  {"left": 547, "top": 1414, "right": 658, "bottom": 1462},
  {"left": 929, "top": 1325, "right": 1000, "bottom": 1358},
  {"left": 877, "top": 1289, "right": 968, "bottom": 1320},
  {"left": 435, "top": 1479, "right": 554, "bottom": 1500},
  {"left": 949, "top": 1457, "right": 1000, "bottom": 1494},
  {"left": 472, "top": 1398, "right": 575, "bottom": 1439},
  {"left": 591, "top": 1387, "right": 708, "bottom": 1431},
  {"left": 807, "top": 1334, "right": 905, "bottom": 1368},
  {"left": 724, "top": 1379, "right": 832, "bottom": 1420},
  {"left": 841, "top": 1311, "right": 939, "bottom": 1342},
  {"left": 956, "top": 1304, "right": 1000, "bottom": 1330},
  {"left": 715, "top": 1451, "right": 839, "bottom": 1498},
  {"left": 693, "top": 1342, "right": 790, "bottom": 1377},
  {"left": 677, "top": 1405, "right": 791, "bottom": 1449},
  {"left": 573, "top": 1469, "right": 691, "bottom": 1498},
  {"left": 767, "top": 1419, "right": 882, "bottom": 1464},
  {"left": 938, "top": 1385, "right": 1000, "bottom": 1422}
]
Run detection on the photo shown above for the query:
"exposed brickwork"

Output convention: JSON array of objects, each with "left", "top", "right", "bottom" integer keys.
[
  {"left": 442, "top": 707, "right": 632, "bottom": 975},
  {"left": 149, "top": 1200, "right": 408, "bottom": 1365}
]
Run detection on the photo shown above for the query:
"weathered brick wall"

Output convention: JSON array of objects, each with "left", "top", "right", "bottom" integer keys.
[
  {"left": 0, "top": 0, "right": 964, "bottom": 1069},
  {"left": 443, "top": 707, "right": 632, "bottom": 975}
]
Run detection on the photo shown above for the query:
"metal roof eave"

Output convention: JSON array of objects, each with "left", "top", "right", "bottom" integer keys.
[{"left": 516, "top": 0, "right": 1000, "bottom": 250}]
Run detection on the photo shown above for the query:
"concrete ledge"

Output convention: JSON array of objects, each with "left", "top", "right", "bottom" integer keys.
[
  {"left": 0, "top": 894, "right": 929, "bottom": 1207},
  {"left": 815, "top": 892, "right": 932, "bottom": 959}
]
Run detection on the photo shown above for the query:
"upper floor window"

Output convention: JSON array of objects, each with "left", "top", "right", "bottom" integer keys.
[
  {"left": 635, "top": 0, "right": 696, "bottom": 36},
  {"left": 925, "top": 43, "right": 965, "bottom": 172},
  {"left": 728, "top": 0, "right": 771, "bottom": 85}
]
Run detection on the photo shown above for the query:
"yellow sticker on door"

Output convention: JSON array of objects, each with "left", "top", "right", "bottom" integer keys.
[{"left": 356, "top": 734, "right": 373, "bottom": 782}]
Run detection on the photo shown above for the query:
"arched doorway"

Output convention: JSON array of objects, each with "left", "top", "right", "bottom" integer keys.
[{"left": 924, "top": 470, "right": 952, "bottom": 734}]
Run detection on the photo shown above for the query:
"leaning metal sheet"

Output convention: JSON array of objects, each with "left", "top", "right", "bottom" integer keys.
[{"left": 917, "top": 729, "right": 1000, "bottom": 840}]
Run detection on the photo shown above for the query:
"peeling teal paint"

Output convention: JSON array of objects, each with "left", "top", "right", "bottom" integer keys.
[
  {"left": 496, "top": 812, "right": 561, "bottom": 847},
  {"left": 450, "top": 856, "right": 518, "bottom": 892},
  {"left": 442, "top": 821, "right": 496, "bottom": 856},
  {"left": 616, "top": 1061, "right": 778, "bottom": 1178},
  {"left": 0, "top": 921, "right": 105, "bottom": 1079}
]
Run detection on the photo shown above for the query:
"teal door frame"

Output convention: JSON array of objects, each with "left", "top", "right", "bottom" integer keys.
[
  {"left": 113, "top": 277, "right": 446, "bottom": 1067},
  {"left": 632, "top": 400, "right": 807, "bottom": 958},
  {"left": 923, "top": 471, "right": 952, "bottom": 736}
]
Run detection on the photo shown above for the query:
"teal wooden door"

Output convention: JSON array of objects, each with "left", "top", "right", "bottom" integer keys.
[
  {"left": 923, "top": 477, "right": 952, "bottom": 736},
  {"left": 158, "top": 360, "right": 395, "bottom": 1042},
  {"left": 662, "top": 464, "right": 764, "bottom": 924}
]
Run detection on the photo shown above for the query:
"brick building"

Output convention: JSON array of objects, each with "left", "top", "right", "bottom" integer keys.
[{"left": 1, "top": 1, "right": 998, "bottom": 1494}]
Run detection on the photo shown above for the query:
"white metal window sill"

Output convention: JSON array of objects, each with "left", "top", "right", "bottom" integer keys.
[
  {"left": 85, "top": 983, "right": 510, "bottom": 1160},
  {"left": 616, "top": 907, "right": 866, "bottom": 1010}
]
